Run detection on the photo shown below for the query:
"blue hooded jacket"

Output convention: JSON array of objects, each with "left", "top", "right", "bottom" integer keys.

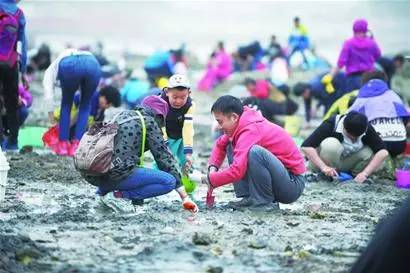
[
  {"left": 350, "top": 79, "right": 409, "bottom": 121},
  {"left": 0, "top": 0, "right": 27, "bottom": 73},
  {"left": 357, "top": 78, "right": 389, "bottom": 98}
]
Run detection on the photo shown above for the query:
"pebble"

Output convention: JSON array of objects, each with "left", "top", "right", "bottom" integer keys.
[
  {"left": 248, "top": 239, "right": 267, "bottom": 249},
  {"left": 192, "top": 232, "right": 213, "bottom": 246},
  {"left": 206, "top": 265, "right": 223, "bottom": 273}
]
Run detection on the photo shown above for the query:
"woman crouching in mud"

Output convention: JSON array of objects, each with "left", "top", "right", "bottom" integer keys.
[{"left": 77, "top": 95, "right": 198, "bottom": 213}]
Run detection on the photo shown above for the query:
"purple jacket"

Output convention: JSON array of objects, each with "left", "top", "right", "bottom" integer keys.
[
  {"left": 337, "top": 36, "right": 381, "bottom": 75},
  {"left": 349, "top": 79, "right": 409, "bottom": 121},
  {"left": 18, "top": 84, "right": 32, "bottom": 108}
]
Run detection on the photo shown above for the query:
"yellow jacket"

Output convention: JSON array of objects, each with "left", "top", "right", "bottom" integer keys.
[{"left": 323, "top": 90, "right": 359, "bottom": 120}]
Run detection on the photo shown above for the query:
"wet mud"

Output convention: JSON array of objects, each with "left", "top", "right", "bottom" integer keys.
[{"left": 0, "top": 135, "right": 408, "bottom": 273}]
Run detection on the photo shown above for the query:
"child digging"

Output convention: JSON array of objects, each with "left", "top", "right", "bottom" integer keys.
[{"left": 160, "top": 74, "right": 196, "bottom": 193}]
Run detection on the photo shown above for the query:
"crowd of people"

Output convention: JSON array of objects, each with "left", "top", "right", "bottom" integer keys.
[{"left": 1, "top": 1, "right": 410, "bottom": 271}]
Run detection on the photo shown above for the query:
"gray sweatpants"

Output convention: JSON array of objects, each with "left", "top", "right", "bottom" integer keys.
[{"left": 228, "top": 144, "right": 306, "bottom": 205}]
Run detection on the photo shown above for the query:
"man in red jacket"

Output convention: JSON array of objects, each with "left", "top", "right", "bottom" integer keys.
[{"left": 202, "top": 95, "right": 307, "bottom": 211}]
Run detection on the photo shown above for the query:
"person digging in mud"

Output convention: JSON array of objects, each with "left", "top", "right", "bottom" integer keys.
[
  {"left": 52, "top": 85, "right": 122, "bottom": 141},
  {"left": 43, "top": 48, "right": 101, "bottom": 156},
  {"left": 349, "top": 71, "right": 409, "bottom": 158},
  {"left": 301, "top": 111, "right": 389, "bottom": 183},
  {"left": 160, "top": 74, "right": 195, "bottom": 177},
  {"left": 78, "top": 95, "right": 198, "bottom": 214},
  {"left": 201, "top": 95, "right": 306, "bottom": 211}
]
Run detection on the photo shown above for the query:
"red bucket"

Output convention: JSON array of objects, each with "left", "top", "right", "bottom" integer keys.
[
  {"left": 42, "top": 125, "right": 59, "bottom": 150},
  {"left": 405, "top": 141, "right": 410, "bottom": 155}
]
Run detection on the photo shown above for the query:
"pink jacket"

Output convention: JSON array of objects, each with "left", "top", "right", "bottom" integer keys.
[
  {"left": 208, "top": 107, "right": 306, "bottom": 187},
  {"left": 249, "top": 80, "right": 270, "bottom": 99},
  {"left": 214, "top": 50, "right": 232, "bottom": 79}
]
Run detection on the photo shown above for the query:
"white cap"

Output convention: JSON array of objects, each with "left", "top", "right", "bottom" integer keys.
[{"left": 167, "top": 74, "right": 191, "bottom": 89}]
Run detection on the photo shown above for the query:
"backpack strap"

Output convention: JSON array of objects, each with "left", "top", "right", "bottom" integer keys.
[
  {"left": 135, "top": 110, "right": 146, "bottom": 167},
  {"left": 109, "top": 111, "right": 123, "bottom": 123}
]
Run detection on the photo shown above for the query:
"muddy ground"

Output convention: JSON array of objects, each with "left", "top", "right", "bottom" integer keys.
[
  {"left": 0, "top": 126, "right": 408, "bottom": 273},
  {"left": 0, "top": 73, "right": 409, "bottom": 273}
]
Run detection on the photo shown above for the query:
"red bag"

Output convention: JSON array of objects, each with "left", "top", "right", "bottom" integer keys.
[
  {"left": 405, "top": 142, "right": 410, "bottom": 156},
  {"left": 42, "top": 125, "right": 59, "bottom": 150}
]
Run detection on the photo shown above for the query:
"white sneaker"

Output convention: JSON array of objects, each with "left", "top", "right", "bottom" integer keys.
[{"left": 99, "top": 192, "right": 137, "bottom": 213}]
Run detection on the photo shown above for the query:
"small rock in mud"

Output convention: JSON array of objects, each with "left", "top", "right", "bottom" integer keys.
[
  {"left": 284, "top": 245, "right": 293, "bottom": 252},
  {"left": 307, "top": 203, "right": 322, "bottom": 212},
  {"left": 248, "top": 239, "right": 267, "bottom": 249},
  {"left": 128, "top": 236, "right": 141, "bottom": 244},
  {"left": 241, "top": 227, "right": 253, "bottom": 234},
  {"left": 216, "top": 224, "right": 224, "bottom": 230},
  {"left": 192, "top": 250, "right": 207, "bottom": 261},
  {"left": 206, "top": 265, "right": 223, "bottom": 273},
  {"left": 121, "top": 244, "right": 134, "bottom": 250},
  {"left": 113, "top": 236, "right": 127, "bottom": 243},
  {"left": 138, "top": 246, "right": 154, "bottom": 256},
  {"left": 254, "top": 220, "right": 265, "bottom": 225},
  {"left": 296, "top": 250, "right": 311, "bottom": 259},
  {"left": 10, "top": 156, "right": 23, "bottom": 161},
  {"left": 0, "top": 234, "right": 47, "bottom": 271},
  {"left": 286, "top": 222, "right": 300, "bottom": 227},
  {"left": 309, "top": 212, "right": 326, "bottom": 220},
  {"left": 198, "top": 152, "right": 211, "bottom": 158},
  {"left": 193, "top": 232, "right": 213, "bottom": 245},
  {"left": 211, "top": 246, "right": 223, "bottom": 256},
  {"left": 86, "top": 225, "right": 98, "bottom": 230}
]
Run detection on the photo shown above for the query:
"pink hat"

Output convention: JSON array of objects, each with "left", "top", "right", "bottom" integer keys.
[
  {"left": 353, "top": 19, "right": 368, "bottom": 33},
  {"left": 141, "top": 95, "right": 169, "bottom": 119}
]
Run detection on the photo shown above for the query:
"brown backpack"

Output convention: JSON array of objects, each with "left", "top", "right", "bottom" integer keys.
[{"left": 74, "top": 110, "right": 146, "bottom": 176}]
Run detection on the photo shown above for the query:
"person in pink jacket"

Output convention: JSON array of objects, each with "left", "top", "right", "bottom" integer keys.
[
  {"left": 197, "top": 41, "right": 233, "bottom": 91},
  {"left": 244, "top": 78, "right": 270, "bottom": 99},
  {"left": 202, "top": 95, "right": 307, "bottom": 211}
]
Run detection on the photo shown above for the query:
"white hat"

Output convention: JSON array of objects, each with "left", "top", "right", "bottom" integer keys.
[{"left": 167, "top": 74, "right": 191, "bottom": 89}]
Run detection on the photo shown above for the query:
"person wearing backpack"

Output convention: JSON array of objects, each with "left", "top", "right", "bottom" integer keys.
[
  {"left": 43, "top": 48, "right": 101, "bottom": 156},
  {"left": 0, "top": 0, "right": 29, "bottom": 150},
  {"left": 75, "top": 95, "right": 198, "bottom": 214}
]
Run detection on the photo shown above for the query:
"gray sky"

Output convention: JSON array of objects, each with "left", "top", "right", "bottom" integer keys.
[{"left": 21, "top": 1, "right": 410, "bottom": 63}]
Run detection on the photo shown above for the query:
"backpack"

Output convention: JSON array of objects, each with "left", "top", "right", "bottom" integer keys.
[
  {"left": 74, "top": 110, "right": 147, "bottom": 180},
  {"left": 0, "top": 9, "right": 21, "bottom": 67}
]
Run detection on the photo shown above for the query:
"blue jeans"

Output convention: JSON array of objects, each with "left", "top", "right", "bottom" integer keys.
[
  {"left": 288, "top": 46, "right": 309, "bottom": 67},
  {"left": 19, "top": 105, "right": 28, "bottom": 126},
  {"left": 346, "top": 73, "right": 363, "bottom": 92},
  {"left": 58, "top": 55, "right": 101, "bottom": 141},
  {"left": 97, "top": 167, "right": 176, "bottom": 200},
  {"left": 1, "top": 105, "right": 28, "bottom": 130}
]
